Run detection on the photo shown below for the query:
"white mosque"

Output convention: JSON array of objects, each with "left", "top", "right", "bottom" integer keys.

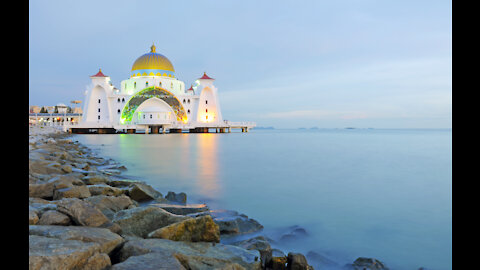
[{"left": 74, "top": 44, "right": 254, "bottom": 134}]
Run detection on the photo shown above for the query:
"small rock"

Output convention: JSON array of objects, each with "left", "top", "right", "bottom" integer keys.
[
  {"left": 61, "top": 164, "right": 73, "bottom": 173},
  {"left": 165, "top": 191, "right": 187, "bottom": 204},
  {"left": 29, "top": 209, "right": 39, "bottom": 225},
  {"left": 53, "top": 185, "right": 91, "bottom": 200},
  {"left": 349, "top": 257, "right": 389, "bottom": 270},
  {"left": 37, "top": 210, "right": 71, "bottom": 225},
  {"left": 128, "top": 183, "right": 162, "bottom": 202},
  {"left": 88, "top": 184, "right": 125, "bottom": 196}
]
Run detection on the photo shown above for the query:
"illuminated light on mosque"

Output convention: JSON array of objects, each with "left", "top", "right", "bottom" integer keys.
[{"left": 80, "top": 44, "right": 228, "bottom": 131}]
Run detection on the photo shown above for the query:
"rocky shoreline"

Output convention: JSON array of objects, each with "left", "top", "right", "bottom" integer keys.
[{"left": 29, "top": 126, "right": 390, "bottom": 270}]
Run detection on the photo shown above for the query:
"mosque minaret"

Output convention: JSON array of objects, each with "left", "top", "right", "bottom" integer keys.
[{"left": 76, "top": 44, "right": 254, "bottom": 134}]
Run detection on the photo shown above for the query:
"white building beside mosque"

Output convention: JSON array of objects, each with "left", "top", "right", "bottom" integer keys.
[{"left": 76, "top": 44, "right": 254, "bottom": 134}]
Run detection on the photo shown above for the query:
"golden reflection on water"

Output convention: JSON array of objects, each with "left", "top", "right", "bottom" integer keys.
[{"left": 196, "top": 133, "right": 220, "bottom": 198}]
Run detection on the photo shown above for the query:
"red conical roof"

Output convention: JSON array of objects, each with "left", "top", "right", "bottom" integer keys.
[
  {"left": 91, "top": 68, "right": 107, "bottom": 77},
  {"left": 187, "top": 84, "right": 194, "bottom": 90},
  {"left": 199, "top": 72, "right": 214, "bottom": 80}
]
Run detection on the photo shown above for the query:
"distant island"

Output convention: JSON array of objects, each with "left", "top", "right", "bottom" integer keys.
[{"left": 254, "top": 126, "right": 275, "bottom": 130}]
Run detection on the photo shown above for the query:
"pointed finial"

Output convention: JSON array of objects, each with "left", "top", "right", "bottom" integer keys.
[
  {"left": 99, "top": 68, "right": 102, "bottom": 72},
  {"left": 150, "top": 43, "right": 156, "bottom": 53}
]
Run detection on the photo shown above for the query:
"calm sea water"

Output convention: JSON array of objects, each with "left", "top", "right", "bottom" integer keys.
[{"left": 74, "top": 129, "right": 452, "bottom": 270}]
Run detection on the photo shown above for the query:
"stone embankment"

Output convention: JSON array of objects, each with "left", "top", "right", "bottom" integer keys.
[{"left": 29, "top": 126, "right": 389, "bottom": 270}]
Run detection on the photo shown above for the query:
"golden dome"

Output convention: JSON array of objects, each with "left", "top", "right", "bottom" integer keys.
[{"left": 131, "top": 44, "right": 175, "bottom": 74}]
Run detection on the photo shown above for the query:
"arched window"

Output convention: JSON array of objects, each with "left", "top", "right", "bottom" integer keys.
[
  {"left": 146, "top": 81, "right": 149, "bottom": 87},
  {"left": 187, "top": 99, "right": 190, "bottom": 104},
  {"left": 206, "top": 115, "right": 208, "bottom": 120},
  {"left": 98, "top": 108, "right": 101, "bottom": 112},
  {"left": 134, "top": 82, "right": 136, "bottom": 89},
  {"left": 117, "top": 98, "right": 120, "bottom": 103},
  {"left": 98, "top": 115, "right": 101, "bottom": 120},
  {"left": 150, "top": 114, "right": 152, "bottom": 119},
  {"left": 143, "top": 114, "right": 145, "bottom": 119},
  {"left": 159, "top": 82, "right": 162, "bottom": 87},
  {"left": 205, "top": 100, "right": 208, "bottom": 104},
  {"left": 187, "top": 109, "right": 190, "bottom": 114},
  {"left": 122, "top": 98, "right": 125, "bottom": 103},
  {"left": 117, "top": 109, "right": 121, "bottom": 114},
  {"left": 98, "top": 99, "right": 101, "bottom": 103},
  {"left": 183, "top": 99, "right": 186, "bottom": 104}
]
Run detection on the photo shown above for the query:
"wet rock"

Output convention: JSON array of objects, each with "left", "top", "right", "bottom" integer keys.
[
  {"left": 47, "top": 175, "right": 85, "bottom": 189},
  {"left": 272, "top": 249, "right": 286, "bottom": 258},
  {"left": 306, "top": 251, "right": 338, "bottom": 268},
  {"left": 29, "top": 182, "right": 54, "bottom": 199},
  {"left": 117, "top": 238, "right": 261, "bottom": 269},
  {"left": 53, "top": 185, "right": 91, "bottom": 200},
  {"left": 107, "top": 179, "right": 144, "bottom": 188},
  {"left": 29, "top": 209, "right": 39, "bottom": 225},
  {"left": 83, "top": 174, "right": 110, "bottom": 185},
  {"left": 57, "top": 198, "right": 111, "bottom": 228},
  {"left": 148, "top": 215, "right": 220, "bottom": 243},
  {"left": 112, "top": 206, "right": 189, "bottom": 238},
  {"left": 200, "top": 209, "right": 264, "bottom": 235},
  {"left": 37, "top": 210, "right": 71, "bottom": 225},
  {"left": 234, "top": 236, "right": 272, "bottom": 269},
  {"left": 280, "top": 226, "right": 309, "bottom": 243},
  {"left": 287, "top": 253, "right": 313, "bottom": 270},
  {"left": 29, "top": 235, "right": 111, "bottom": 270},
  {"left": 150, "top": 203, "right": 209, "bottom": 215},
  {"left": 61, "top": 164, "right": 73, "bottom": 173},
  {"left": 128, "top": 183, "right": 162, "bottom": 202},
  {"left": 165, "top": 191, "right": 187, "bottom": 204},
  {"left": 29, "top": 203, "right": 58, "bottom": 217},
  {"left": 85, "top": 195, "right": 136, "bottom": 219},
  {"left": 272, "top": 256, "right": 288, "bottom": 270},
  {"left": 88, "top": 184, "right": 125, "bottom": 196},
  {"left": 111, "top": 252, "right": 186, "bottom": 270},
  {"left": 345, "top": 257, "right": 389, "bottom": 270},
  {"left": 29, "top": 225, "right": 124, "bottom": 254}
]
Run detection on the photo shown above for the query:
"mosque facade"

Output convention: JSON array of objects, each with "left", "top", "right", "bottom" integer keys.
[{"left": 77, "top": 44, "right": 253, "bottom": 133}]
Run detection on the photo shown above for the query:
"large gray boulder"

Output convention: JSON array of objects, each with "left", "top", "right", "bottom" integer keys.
[
  {"left": 112, "top": 206, "right": 189, "bottom": 238},
  {"left": 111, "top": 252, "right": 186, "bottom": 270},
  {"left": 56, "top": 198, "right": 111, "bottom": 228},
  {"left": 29, "top": 235, "right": 111, "bottom": 270},
  {"left": 85, "top": 195, "right": 136, "bottom": 219},
  {"left": 29, "top": 225, "right": 124, "bottom": 254},
  {"left": 147, "top": 215, "right": 220, "bottom": 243},
  {"left": 117, "top": 238, "right": 261, "bottom": 270}
]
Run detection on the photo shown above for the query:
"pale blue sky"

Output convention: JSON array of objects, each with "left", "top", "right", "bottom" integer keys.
[{"left": 29, "top": 0, "right": 451, "bottom": 128}]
